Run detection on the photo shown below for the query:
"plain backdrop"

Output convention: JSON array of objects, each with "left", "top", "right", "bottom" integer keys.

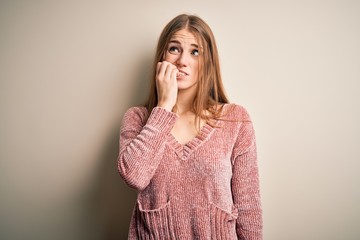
[{"left": 1, "top": 1, "right": 359, "bottom": 239}]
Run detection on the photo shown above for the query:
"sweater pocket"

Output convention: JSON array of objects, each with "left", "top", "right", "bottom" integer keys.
[
  {"left": 136, "top": 200, "right": 176, "bottom": 239},
  {"left": 210, "top": 203, "right": 238, "bottom": 240}
]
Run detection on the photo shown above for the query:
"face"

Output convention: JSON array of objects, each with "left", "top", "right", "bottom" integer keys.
[{"left": 163, "top": 28, "right": 200, "bottom": 91}]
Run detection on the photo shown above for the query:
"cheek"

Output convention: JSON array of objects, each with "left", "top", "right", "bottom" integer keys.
[
  {"left": 163, "top": 53, "right": 176, "bottom": 62},
  {"left": 192, "top": 61, "right": 199, "bottom": 76}
]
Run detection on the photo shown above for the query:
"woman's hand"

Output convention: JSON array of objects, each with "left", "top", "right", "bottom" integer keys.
[{"left": 156, "top": 61, "right": 178, "bottom": 111}]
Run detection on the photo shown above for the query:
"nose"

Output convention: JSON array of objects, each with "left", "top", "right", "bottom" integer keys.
[{"left": 175, "top": 52, "right": 189, "bottom": 67}]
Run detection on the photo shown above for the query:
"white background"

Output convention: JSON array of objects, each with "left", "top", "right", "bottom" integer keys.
[{"left": 1, "top": 1, "right": 359, "bottom": 239}]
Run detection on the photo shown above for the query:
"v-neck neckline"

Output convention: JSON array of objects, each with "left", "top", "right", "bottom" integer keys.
[{"left": 167, "top": 120, "right": 217, "bottom": 160}]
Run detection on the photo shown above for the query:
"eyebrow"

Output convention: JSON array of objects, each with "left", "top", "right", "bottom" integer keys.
[{"left": 169, "top": 40, "right": 200, "bottom": 48}]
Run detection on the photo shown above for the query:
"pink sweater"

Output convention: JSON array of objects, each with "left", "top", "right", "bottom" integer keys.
[{"left": 118, "top": 104, "right": 262, "bottom": 239}]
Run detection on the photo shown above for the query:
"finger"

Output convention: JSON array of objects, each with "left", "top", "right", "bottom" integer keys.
[
  {"left": 156, "top": 62, "right": 162, "bottom": 75},
  {"left": 165, "top": 64, "right": 177, "bottom": 81},
  {"left": 157, "top": 62, "right": 170, "bottom": 80},
  {"left": 171, "top": 68, "right": 179, "bottom": 80}
]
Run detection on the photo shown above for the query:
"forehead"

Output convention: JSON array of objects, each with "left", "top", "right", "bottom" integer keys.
[{"left": 169, "top": 28, "right": 199, "bottom": 45}]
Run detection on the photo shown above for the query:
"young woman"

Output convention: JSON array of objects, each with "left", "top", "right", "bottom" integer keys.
[{"left": 118, "top": 14, "right": 263, "bottom": 239}]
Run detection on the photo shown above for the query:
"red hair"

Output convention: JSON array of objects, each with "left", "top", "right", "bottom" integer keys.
[{"left": 144, "top": 14, "right": 229, "bottom": 129}]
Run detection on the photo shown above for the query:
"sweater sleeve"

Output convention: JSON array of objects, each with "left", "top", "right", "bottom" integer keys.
[
  {"left": 117, "top": 106, "right": 177, "bottom": 191},
  {"left": 231, "top": 107, "right": 263, "bottom": 240}
]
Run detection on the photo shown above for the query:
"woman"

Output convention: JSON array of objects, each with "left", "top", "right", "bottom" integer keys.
[{"left": 118, "top": 14, "right": 262, "bottom": 239}]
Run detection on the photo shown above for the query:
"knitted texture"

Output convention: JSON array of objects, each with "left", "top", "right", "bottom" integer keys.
[{"left": 118, "top": 104, "right": 263, "bottom": 239}]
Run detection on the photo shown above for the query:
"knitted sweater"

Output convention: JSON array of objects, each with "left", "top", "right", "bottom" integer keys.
[{"left": 118, "top": 104, "right": 262, "bottom": 239}]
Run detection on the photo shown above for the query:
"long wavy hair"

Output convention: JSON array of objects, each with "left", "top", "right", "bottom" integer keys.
[{"left": 144, "top": 14, "right": 229, "bottom": 129}]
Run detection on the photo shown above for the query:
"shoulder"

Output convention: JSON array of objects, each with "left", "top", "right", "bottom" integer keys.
[
  {"left": 124, "top": 105, "right": 148, "bottom": 117},
  {"left": 122, "top": 106, "right": 149, "bottom": 127},
  {"left": 221, "top": 103, "right": 252, "bottom": 122}
]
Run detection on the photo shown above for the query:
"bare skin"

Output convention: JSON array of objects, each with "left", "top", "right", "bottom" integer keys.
[{"left": 156, "top": 29, "right": 206, "bottom": 145}]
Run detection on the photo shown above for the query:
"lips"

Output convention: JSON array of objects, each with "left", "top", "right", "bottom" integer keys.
[{"left": 176, "top": 70, "right": 189, "bottom": 77}]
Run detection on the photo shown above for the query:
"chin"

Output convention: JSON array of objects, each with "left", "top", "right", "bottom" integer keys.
[{"left": 177, "top": 82, "right": 198, "bottom": 91}]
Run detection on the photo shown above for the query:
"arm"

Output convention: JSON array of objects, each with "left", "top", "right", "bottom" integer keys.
[
  {"left": 231, "top": 111, "right": 263, "bottom": 239},
  {"left": 117, "top": 106, "right": 177, "bottom": 191},
  {"left": 118, "top": 61, "right": 178, "bottom": 190}
]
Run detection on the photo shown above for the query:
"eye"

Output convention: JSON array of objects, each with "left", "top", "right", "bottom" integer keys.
[
  {"left": 191, "top": 49, "right": 199, "bottom": 56},
  {"left": 169, "top": 46, "right": 180, "bottom": 54}
]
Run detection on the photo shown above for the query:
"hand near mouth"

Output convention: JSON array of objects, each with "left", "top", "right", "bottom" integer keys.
[
  {"left": 156, "top": 61, "right": 179, "bottom": 111},
  {"left": 176, "top": 70, "right": 188, "bottom": 78}
]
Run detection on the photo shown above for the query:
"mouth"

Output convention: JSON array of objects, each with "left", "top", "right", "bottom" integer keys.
[{"left": 176, "top": 70, "right": 189, "bottom": 77}]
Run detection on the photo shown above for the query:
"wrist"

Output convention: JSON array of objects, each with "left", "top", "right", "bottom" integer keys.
[{"left": 156, "top": 103, "right": 173, "bottom": 112}]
